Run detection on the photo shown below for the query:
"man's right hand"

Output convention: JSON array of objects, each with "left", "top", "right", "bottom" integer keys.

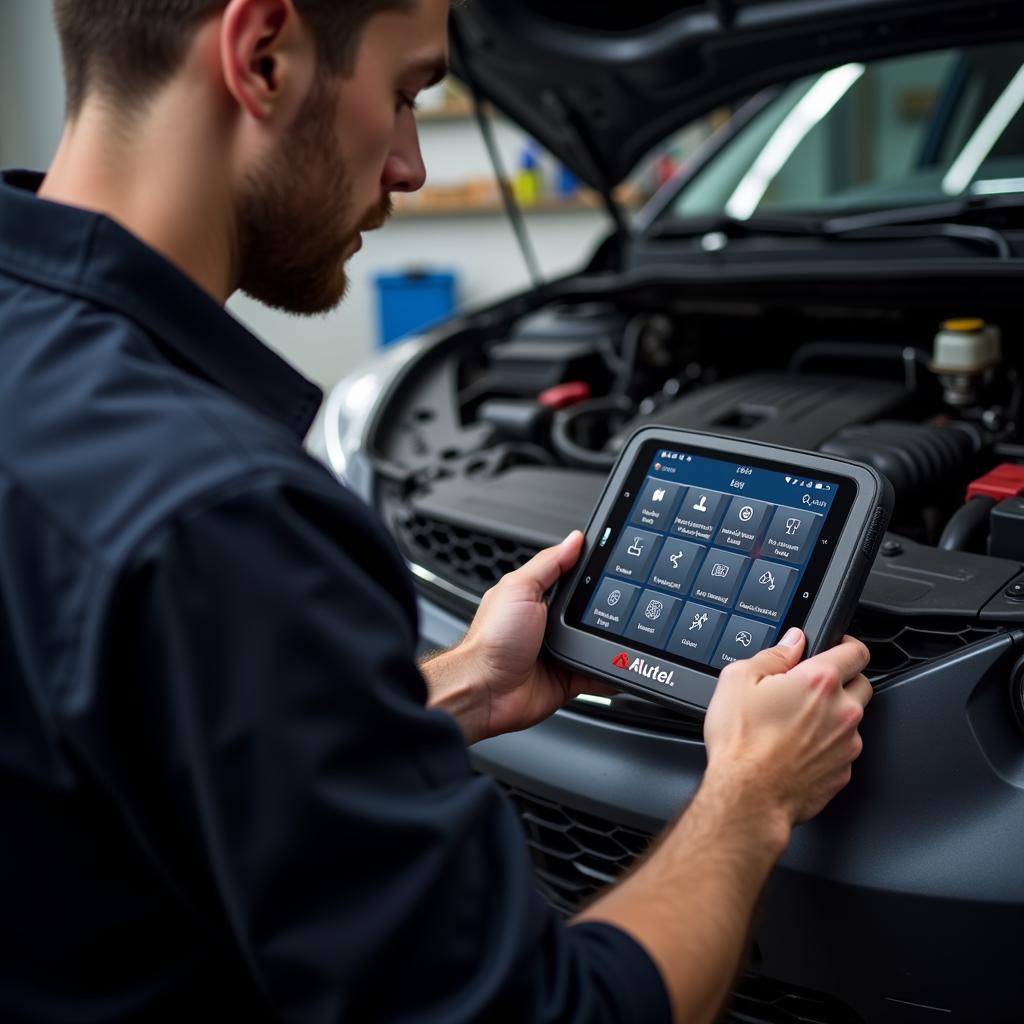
[{"left": 703, "top": 627, "right": 872, "bottom": 827}]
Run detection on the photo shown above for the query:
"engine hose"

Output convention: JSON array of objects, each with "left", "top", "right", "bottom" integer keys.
[
  {"left": 938, "top": 495, "right": 995, "bottom": 552},
  {"left": 611, "top": 315, "right": 647, "bottom": 396},
  {"left": 551, "top": 395, "right": 635, "bottom": 470}
]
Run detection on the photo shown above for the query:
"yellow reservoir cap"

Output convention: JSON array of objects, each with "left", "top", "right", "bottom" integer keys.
[{"left": 942, "top": 318, "right": 986, "bottom": 332}]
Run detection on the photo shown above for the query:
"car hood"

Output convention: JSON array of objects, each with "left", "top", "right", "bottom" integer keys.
[{"left": 450, "top": 0, "right": 1024, "bottom": 193}]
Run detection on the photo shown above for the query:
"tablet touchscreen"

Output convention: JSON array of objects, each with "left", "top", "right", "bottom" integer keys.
[{"left": 564, "top": 437, "right": 856, "bottom": 673}]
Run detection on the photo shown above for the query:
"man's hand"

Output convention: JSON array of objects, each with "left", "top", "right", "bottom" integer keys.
[
  {"left": 422, "top": 531, "right": 613, "bottom": 744},
  {"left": 703, "top": 627, "right": 872, "bottom": 828}
]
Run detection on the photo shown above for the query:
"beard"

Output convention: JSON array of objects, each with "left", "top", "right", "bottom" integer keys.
[{"left": 235, "top": 78, "right": 392, "bottom": 316}]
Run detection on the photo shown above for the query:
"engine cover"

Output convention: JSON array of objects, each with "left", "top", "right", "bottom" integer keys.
[{"left": 617, "top": 373, "right": 908, "bottom": 451}]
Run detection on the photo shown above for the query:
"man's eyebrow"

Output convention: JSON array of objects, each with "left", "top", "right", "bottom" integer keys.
[{"left": 405, "top": 55, "right": 450, "bottom": 88}]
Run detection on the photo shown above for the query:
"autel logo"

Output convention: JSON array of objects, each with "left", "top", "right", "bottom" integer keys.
[{"left": 610, "top": 652, "right": 675, "bottom": 686}]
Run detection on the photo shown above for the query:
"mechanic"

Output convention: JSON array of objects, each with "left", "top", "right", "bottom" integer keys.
[{"left": 0, "top": 0, "right": 872, "bottom": 1021}]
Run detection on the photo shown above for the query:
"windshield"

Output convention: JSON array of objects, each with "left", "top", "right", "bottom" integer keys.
[{"left": 666, "top": 42, "right": 1024, "bottom": 221}]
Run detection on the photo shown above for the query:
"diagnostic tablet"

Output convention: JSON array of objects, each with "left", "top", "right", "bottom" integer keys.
[{"left": 545, "top": 427, "right": 892, "bottom": 712}]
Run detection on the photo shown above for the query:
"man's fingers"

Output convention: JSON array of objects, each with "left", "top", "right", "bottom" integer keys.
[
  {"left": 722, "top": 627, "right": 806, "bottom": 684},
  {"left": 509, "top": 530, "right": 584, "bottom": 597},
  {"left": 843, "top": 673, "right": 873, "bottom": 709},
  {"left": 786, "top": 636, "right": 870, "bottom": 691}
]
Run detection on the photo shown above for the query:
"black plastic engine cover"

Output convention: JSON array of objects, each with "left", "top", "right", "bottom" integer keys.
[
  {"left": 616, "top": 373, "right": 908, "bottom": 450},
  {"left": 861, "top": 533, "right": 1021, "bottom": 619}
]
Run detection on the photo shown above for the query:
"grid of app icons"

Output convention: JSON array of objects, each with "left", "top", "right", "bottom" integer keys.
[{"left": 584, "top": 475, "right": 823, "bottom": 669}]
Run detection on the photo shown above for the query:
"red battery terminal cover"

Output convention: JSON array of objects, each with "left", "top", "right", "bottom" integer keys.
[
  {"left": 966, "top": 463, "right": 1024, "bottom": 501},
  {"left": 537, "top": 381, "right": 592, "bottom": 409}
]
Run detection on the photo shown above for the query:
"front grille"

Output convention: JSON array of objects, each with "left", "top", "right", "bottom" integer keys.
[
  {"left": 501, "top": 784, "right": 863, "bottom": 1024},
  {"left": 849, "top": 609, "right": 1001, "bottom": 678},
  {"left": 728, "top": 977, "right": 864, "bottom": 1024},
  {"left": 502, "top": 785, "right": 652, "bottom": 915},
  {"left": 395, "top": 511, "right": 537, "bottom": 591}
]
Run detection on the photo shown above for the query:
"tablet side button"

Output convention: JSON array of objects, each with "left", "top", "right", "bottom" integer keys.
[{"left": 861, "top": 505, "right": 887, "bottom": 559}]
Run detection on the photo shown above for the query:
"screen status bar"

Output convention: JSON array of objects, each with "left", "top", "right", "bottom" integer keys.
[{"left": 650, "top": 449, "right": 835, "bottom": 515}]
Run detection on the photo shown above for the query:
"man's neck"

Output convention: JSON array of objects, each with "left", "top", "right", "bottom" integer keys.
[{"left": 39, "top": 94, "right": 238, "bottom": 305}]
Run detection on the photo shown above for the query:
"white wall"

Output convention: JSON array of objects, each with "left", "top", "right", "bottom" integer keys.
[
  {"left": 0, "top": 1, "right": 612, "bottom": 393},
  {"left": 0, "top": 1, "right": 64, "bottom": 169},
  {"left": 229, "top": 208, "right": 610, "bottom": 390}
]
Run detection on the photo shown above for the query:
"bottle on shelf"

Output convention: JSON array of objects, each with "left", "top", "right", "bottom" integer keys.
[
  {"left": 556, "top": 162, "right": 579, "bottom": 200},
  {"left": 513, "top": 143, "right": 542, "bottom": 205}
]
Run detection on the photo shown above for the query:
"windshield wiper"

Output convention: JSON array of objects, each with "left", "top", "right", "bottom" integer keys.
[
  {"left": 648, "top": 213, "right": 821, "bottom": 240},
  {"left": 650, "top": 195, "right": 1022, "bottom": 259},
  {"left": 817, "top": 195, "right": 1024, "bottom": 259},
  {"left": 820, "top": 192, "right": 1024, "bottom": 233}
]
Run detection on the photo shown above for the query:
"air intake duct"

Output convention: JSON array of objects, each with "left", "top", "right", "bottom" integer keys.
[{"left": 819, "top": 421, "right": 983, "bottom": 508}]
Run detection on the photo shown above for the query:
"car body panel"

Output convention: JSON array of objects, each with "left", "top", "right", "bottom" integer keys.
[{"left": 474, "top": 632, "right": 1024, "bottom": 1019}]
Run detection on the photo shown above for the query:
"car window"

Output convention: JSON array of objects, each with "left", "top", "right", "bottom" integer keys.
[{"left": 665, "top": 42, "right": 1024, "bottom": 220}]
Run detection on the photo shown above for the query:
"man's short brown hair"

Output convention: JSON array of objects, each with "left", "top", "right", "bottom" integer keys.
[{"left": 53, "top": 0, "right": 412, "bottom": 117}]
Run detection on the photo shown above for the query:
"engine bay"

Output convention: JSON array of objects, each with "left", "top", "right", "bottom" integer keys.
[{"left": 369, "top": 280, "right": 1024, "bottom": 712}]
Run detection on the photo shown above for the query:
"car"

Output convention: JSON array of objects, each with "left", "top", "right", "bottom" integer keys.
[{"left": 310, "top": 2, "right": 1024, "bottom": 1020}]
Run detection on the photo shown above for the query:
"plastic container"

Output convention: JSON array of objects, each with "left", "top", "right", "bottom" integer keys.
[
  {"left": 513, "top": 144, "right": 542, "bottom": 205},
  {"left": 374, "top": 270, "right": 457, "bottom": 347},
  {"left": 556, "top": 163, "right": 579, "bottom": 199}
]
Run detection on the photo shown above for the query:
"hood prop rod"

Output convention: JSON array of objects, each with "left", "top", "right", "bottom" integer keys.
[
  {"left": 566, "top": 107, "right": 630, "bottom": 239},
  {"left": 451, "top": 22, "right": 543, "bottom": 288},
  {"left": 543, "top": 89, "right": 630, "bottom": 241}
]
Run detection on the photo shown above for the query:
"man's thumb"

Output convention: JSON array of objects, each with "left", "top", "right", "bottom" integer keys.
[
  {"left": 732, "top": 626, "right": 806, "bottom": 683},
  {"left": 512, "top": 530, "right": 584, "bottom": 595}
]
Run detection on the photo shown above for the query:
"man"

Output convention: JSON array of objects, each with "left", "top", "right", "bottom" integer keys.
[{"left": 0, "top": 0, "right": 871, "bottom": 1020}]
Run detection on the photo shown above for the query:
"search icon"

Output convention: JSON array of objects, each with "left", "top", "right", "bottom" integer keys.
[{"left": 802, "top": 493, "right": 813, "bottom": 506}]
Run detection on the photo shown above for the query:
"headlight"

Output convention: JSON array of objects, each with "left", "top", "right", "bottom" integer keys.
[{"left": 307, "top": 339, "right": 423, "bottom": 501}]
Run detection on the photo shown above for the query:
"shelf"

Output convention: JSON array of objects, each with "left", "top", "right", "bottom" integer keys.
[
  {"left": 393, "top": 182, "right": 644, "bottom": 219},
  {"left": 393, "top": 195, "right": 608, "bottom": 219},
  {"left": 415, "top": 99, "right": 480, "bottom": 122}
]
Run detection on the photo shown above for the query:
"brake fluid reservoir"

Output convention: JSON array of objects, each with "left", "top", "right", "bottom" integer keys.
[{"left": 931, "top": 318, "right": 1001, "bottom": 406}]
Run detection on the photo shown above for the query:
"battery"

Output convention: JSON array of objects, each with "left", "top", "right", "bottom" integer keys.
[{"left": 989, "top": 495, "right": 1024, "bottom": 561}]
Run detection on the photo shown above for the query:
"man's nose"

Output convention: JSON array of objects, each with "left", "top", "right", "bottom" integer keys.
[{"left": 381, "top": 122, "right": 427, "bottom": 194}]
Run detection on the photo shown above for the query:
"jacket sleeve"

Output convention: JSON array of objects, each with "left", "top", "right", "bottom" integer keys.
[{"left": 67, "top": 471, "right": 671, "bottom": 1024}]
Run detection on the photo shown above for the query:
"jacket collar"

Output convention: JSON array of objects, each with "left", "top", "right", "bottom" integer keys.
[{"left": 0, "top": 170, "right": 323, "bottom": 438}]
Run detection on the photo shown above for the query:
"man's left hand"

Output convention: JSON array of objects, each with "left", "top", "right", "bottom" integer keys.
[{"left": 422, "top": 531, "right": 615, "bottom": 744}]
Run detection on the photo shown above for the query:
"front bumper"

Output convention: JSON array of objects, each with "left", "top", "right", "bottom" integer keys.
[{"left": 461, "top": 618, "right": 1024, "bottom": 1022}]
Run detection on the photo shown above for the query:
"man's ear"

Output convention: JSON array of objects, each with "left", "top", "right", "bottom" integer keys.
[{"left": 219, "top": 0, "right": 305, "bottom": 120}]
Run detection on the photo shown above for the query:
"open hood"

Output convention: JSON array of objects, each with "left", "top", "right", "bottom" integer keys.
[{"left": 450, "top": 0, "right": 1024, "bottom": 193}]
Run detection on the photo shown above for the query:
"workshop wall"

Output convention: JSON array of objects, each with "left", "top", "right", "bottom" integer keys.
[{"left": 0, "top": 1, "right": 611, "bottom": 393}]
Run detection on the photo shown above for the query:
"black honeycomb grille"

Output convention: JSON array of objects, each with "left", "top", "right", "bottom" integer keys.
[
  {"left": 849, "top": 609, "right": 1001, "bottom": 679},
  {"left": 727, "top": 978, "right": 864, "bottom": 1024},
  {"left": 502, "top": 785, "right": 652, "bottom": 915},
  {"left": 501, "top": 785, "right": 863, "bottom": 1024},
  {"left": 396, "top": 511, "right": 537, "bottom": 591},
  {"left": 399, "top": 514, "right": 999, "bottom": 684}
]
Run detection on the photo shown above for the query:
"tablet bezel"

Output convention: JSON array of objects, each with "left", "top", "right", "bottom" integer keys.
[{"left": 545, "top": 427, "right": 888, "bottom": 712}]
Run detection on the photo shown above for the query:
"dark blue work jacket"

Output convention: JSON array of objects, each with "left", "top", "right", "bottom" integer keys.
[{"left": 0, "top": 171, "right": 668, "bottom": 1023}]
